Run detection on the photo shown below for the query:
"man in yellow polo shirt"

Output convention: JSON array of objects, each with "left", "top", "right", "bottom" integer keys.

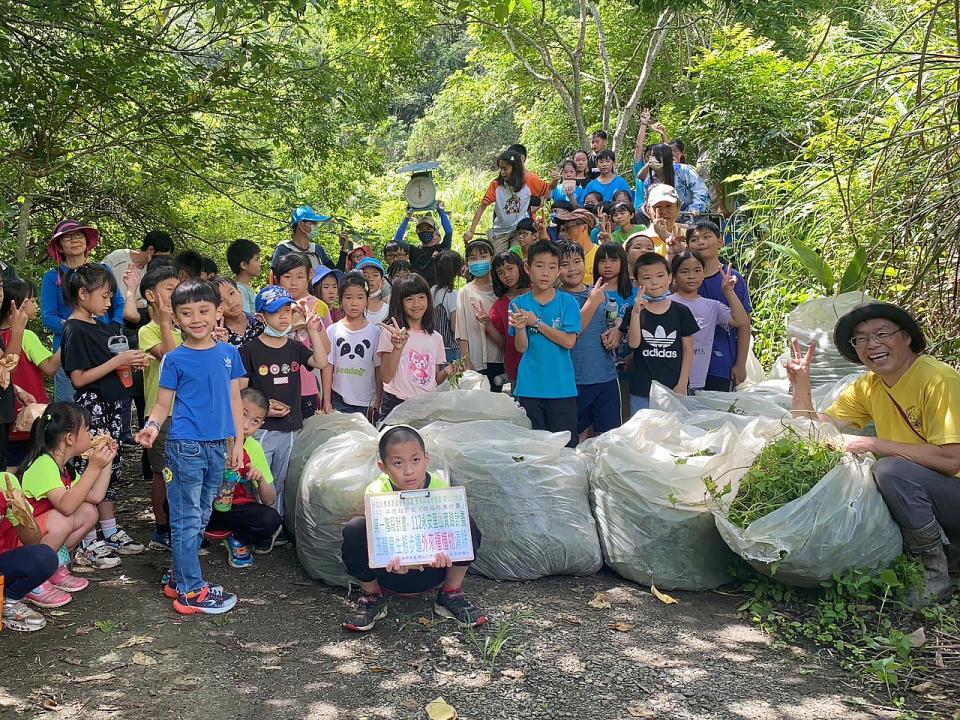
[{"left": 787, "top": 302, "right": 959, "bottom": 607}]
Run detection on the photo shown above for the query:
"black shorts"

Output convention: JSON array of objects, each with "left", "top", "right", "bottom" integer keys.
[{"left": 516, "top": 396, "right": 578, "bottom": 448}]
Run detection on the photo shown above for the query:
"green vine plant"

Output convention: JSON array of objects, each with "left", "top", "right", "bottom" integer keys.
[{"left": 766, "top": 239, "right": 869, "bottom": 296}]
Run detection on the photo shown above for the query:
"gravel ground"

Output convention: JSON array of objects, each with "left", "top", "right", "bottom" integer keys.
[{"left": 0, "top": 455, "right": 906, "bottom": 720}]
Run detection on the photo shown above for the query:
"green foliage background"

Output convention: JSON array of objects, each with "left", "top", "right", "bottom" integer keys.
[{"left": 2, "top": 0, "right": 958, "bottom": 364}]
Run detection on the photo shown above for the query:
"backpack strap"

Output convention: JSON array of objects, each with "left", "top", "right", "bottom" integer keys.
[{"left": 880, "top": 385, "right": 928, "bottom": 443}]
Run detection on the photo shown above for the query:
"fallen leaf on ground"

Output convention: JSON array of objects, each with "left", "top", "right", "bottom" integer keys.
[
  {"left": 588, "top": 592, "right": 612, "bottom": 609},
  {"left": 910, "top": 681, "right": 935, "bottom": 693},
  {"left": 609, "top": 623, "right": 635, "bottom": 632},
  {"left": 42, "top": 699, "right": 61, "bottom": 711},
  {"left": 132, "top": 652, "right": 157, "bottom": 666},
  {"left": 116, "top": 635, "right": 155, "bottom": 649},
  {"left": 407, "top": 656, "right": 428, "bottom": 671},
  {"left": 402, "top": 698, "right": 418, "bottom": 710},
  {"left": 71, "top": 565, "right": 94, "bottom": 574},
  {"left": 74, "top": 626, "right": 95, "bottom": 635},
  {"left": 935, "top": 651, "right": 944, "bottom": 668},
  {"left": 61, "top": 657, "right": 83, "bottom": 666},
  {"left": 557, "top": 614, "right": 582, "bottom": 625},
  {"left": 238, "top": 641, "right": 299, "bottom": 654},
  {"left": 98, "top": 575, "right": 135, "bottom": 587},
  {"left": 905, "top": 627, "right": 926, "bottom": 647},
  {"left": 501, "top": 668, "right": 525, "bottom": 679},
  {"left": 369, "top": 667, "right": 390, "bottom": 673},
  {"left": 627, "top": 704, "right": 656, "bottom": 718},
  {"left": 72, "top": 673, "right": 114, "bottom": 683},
  {"left": 418, "top": 617, "right": 432, "bottom": 626},
  {"left": 425, "top": 697, "right": 457, "bottom": 720},
  {"left": 650, "top": 584, "right": 678, "bottom": 605},
  {"left": 49, "top": 610, "right": 69, "bottom": 616}
]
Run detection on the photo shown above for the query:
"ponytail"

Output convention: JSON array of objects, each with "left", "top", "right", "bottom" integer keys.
[
  {"left": 16, "top": 402, "right": 90, "bottom": 478},
  {"left": 62, "top": 264, "right": 117, "bottom": 307}
]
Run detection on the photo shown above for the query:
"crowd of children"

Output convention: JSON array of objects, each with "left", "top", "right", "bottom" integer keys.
[{"left": 1, "top": 121, "right": 748, "bottom": 631}]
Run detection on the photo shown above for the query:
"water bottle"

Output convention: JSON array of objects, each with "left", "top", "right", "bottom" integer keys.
[
  {"left": 107, "top": 335, "right": 133, "bottom": 388},
  {"left": 603, "top": 297, "right": 619, "bottom": 356},
  {"left": 213, "top": 469, "right": 240, "bottom": 512}
]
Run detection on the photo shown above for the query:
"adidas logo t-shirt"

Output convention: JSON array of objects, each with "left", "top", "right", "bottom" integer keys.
[{"left": 627, "top": 300, "right": 699, "bottom": 398}]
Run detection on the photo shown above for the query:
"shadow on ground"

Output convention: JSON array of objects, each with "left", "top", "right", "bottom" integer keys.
[{"left": 0, "top": 471, "right": 904, "bottom": 720}]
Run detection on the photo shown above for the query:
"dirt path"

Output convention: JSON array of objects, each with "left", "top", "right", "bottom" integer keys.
[{"left": 0, "top": 483, "right": 903, "bottom": 720}]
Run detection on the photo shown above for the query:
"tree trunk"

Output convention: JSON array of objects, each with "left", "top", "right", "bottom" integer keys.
[{"left": 16, "top": 176, "right": 34, "bottom": 266}]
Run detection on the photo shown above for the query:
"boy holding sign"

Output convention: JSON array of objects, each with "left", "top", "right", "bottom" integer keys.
[{"left": 341, "top": 426, "right": 486, "bottom": 632}]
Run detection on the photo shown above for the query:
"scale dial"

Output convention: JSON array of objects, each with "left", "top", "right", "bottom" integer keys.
[{"left": 404, "top": 174, "right": 437, "bottom": 209}]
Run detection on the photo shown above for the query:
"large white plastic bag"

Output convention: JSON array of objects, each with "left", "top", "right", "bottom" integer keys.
[
  {"left": 285, "top": 412, "right": 375, "bottom": 535},
  {"left": 650, "top": 380, "right": 791, "bottom": 419},
  {"left": 767, "top": 292, "right": 877, "bottom": 388},
  {"left": 383, "top": 386, "right": 531, "bottom": 430},
  {"left": 420, "top": 420, "right": 601, "bottom": 581},
  {"left": 294, "top": 427, "right": 379, "bottom": 588},
  {"left": 438, "top": 369, "right": 489, "bottom": 392},
  {"left": 712, "top": 432, "right": 902, "bottom": 587},
  {"left": 584, "top": 410, "right": 764, "bottom": 590},
  {"left": 651, "top": 373, "right": 866, "bottom": 416}
]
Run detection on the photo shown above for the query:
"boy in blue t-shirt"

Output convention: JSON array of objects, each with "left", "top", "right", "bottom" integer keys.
[
  {"left": 557, "top": 242, "right": 622, "bottom": 443},
  {"left": 509, "top": 240, "right": 582, "bottom": 447},
  {"left": 687, "top": 219, "right": 753, "bottom": 391},
  {"left": 137, "top": 280, "right": 245, "bottom": 615}
]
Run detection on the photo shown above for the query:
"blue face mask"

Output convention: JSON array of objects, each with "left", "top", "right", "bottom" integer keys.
[
  {"left": 643, "top": 290, "right": 672, "bottom": 303},
  {"left": 418, "top": 231, "right": 434, "bottom": 244},
  {"left": 262, "top": 319, "right": 289, "bottom": 337},
  {"left": 468, "top": 260, "right": 491, "bottom": 277}
]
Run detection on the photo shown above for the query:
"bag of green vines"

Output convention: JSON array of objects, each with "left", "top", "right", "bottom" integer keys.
[
  {"left": 711, "top": 422, "right": 902, "bottom": 587},
  {"left": 582, "top": 410, "right": 764, "bottom": 591},
  {"left": 285, "top": 412, "right": 377, "bottom": 536},
  {"left": 294, "top": 426, "right": 380, "bottom": 588}
]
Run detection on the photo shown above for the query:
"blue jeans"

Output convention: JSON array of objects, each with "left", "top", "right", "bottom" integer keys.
[
  {"left": 444, "top": 346, "right": 461, "bottom": 364},
  {"left": 165, "top": 438, "right": 226, "bottom": 594},
  {"left": 54, "top": 366, "right": 75, "bottom": 402},
  {"left": 629, "top": 394, "right": 649, "bottom": 416}
]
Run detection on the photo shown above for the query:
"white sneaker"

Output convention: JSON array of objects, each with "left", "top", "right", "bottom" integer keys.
[
  {"left": 2, "top": 600, "right": 47, "bottom": 632},
  {"left": 74, "top": 540, "right": 122, "bottom": 569},
  {"left": 104, "top": 529, "right": 145, "bottom": 555}
]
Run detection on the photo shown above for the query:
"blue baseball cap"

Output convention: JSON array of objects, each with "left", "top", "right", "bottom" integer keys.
[
  {"left": 290, "top": 206, "right": 330, "bottom": 227},
  {"left": 354, "top": 257, "right": 385, "bottom": 275},
  {"left": 255, "top": 285, "right": 295, "bottom": 313},
  {"left": 312, "top": 266, "right": 344, "bottom": 286}
]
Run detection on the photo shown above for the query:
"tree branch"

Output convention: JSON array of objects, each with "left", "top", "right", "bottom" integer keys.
[
  {"left": 612, "top": 8, "right": 674, "bottom": 153},
  {"left": 589, "top": 1, "right": 613, "bottom": 133}
]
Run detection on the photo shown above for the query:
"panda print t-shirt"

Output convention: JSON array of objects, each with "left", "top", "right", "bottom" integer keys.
[{"left": 326, "top": 320, "right": 382, "bottom": 407}]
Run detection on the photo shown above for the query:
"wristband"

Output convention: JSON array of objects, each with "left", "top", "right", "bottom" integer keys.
[
  {"left": 532, "top": 318, "right": 541, "bottom": 333},
  {"left": 143, "top": 420, "right": 161, "bottom": 432}
]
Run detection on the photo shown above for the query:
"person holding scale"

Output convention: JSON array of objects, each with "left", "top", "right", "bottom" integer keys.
[{"left": 340, "top": 426, "right": 487, "bottom": 632}]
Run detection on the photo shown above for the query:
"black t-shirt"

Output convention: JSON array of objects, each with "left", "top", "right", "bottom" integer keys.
[
  {"left": 622, "top": 301, "right": 699, "bottom": 397},
  {"left": 410, "top": 244, "right": 445, "bottom": 286},
  {"left": 62, "top": 318, "right": 129, "bottom": 402},
  {"left": 239, "top": 337, "right": 314, "bottom": 432},
  {"left": 0, "top": 333, "right": 14, "bottom": 424}
]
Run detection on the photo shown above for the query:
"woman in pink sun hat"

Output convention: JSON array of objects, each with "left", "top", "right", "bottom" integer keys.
[{"left": 39, "top": 220, "right": 126, "bottom": 402}]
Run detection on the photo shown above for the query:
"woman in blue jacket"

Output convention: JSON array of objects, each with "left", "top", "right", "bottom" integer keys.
[{"left": 40, "top": 220, "right": 125, "bottom": 401}]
